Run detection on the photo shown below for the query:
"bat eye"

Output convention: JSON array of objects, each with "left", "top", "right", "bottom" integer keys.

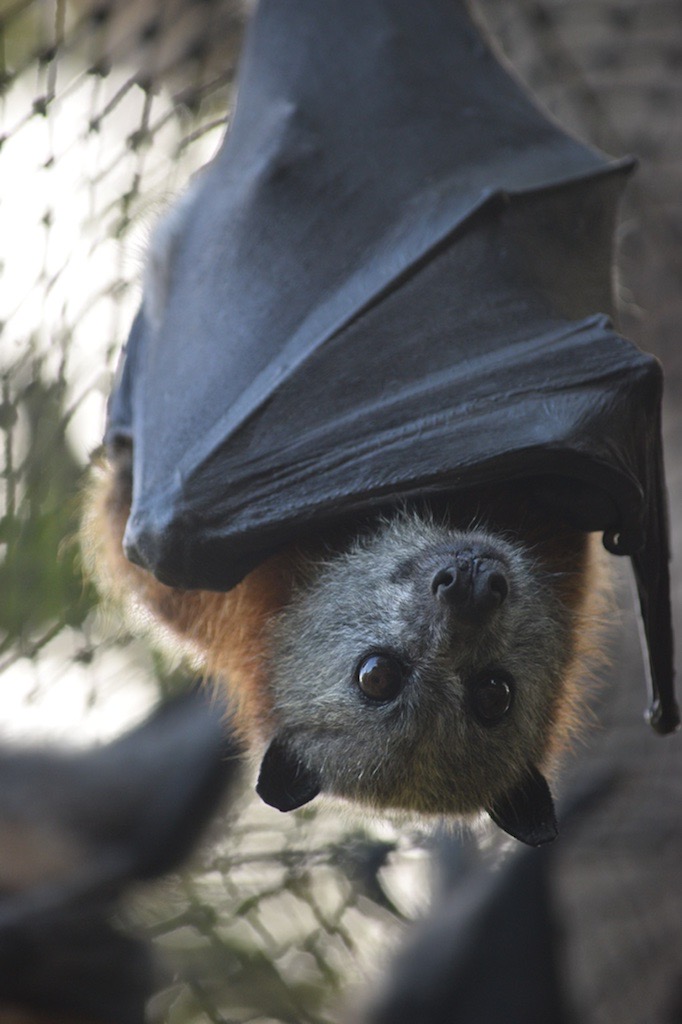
[
  {"left": 357, "top": 654, "right": 403, "bottom": 703},
  {"left": 471, "top": 671, "right": 514, "bottom": 724}
]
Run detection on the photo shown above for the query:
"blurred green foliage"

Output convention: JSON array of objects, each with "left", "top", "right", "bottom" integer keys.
[{"left": 0, "top": 360, "right": 97, "bottom": 656}]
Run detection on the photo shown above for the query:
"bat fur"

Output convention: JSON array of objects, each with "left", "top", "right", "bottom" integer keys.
[{"left": 82, "top": 442, "right": 608, "bottom": 835}]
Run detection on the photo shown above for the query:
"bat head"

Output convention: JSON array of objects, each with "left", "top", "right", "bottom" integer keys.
[{"left": 257, "top": 504, "right": 594, "bottom": 845}]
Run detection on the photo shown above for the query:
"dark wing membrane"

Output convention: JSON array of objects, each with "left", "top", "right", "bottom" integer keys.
[{"left": 107, "top": 0, "right": 676, "bottom": 731}]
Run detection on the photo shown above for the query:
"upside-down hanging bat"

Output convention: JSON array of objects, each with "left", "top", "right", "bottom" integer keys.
[{"left": 82, "top": 0, "right": 678, "bottom": 847}]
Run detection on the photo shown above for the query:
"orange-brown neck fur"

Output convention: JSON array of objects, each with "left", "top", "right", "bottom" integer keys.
[{"left": 81, "top": 452, "right": 294, "bottom": 743}]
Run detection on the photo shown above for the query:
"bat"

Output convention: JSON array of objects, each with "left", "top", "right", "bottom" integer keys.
[{"left": 83, "top": 0, "right": 678, "bottom": 846}]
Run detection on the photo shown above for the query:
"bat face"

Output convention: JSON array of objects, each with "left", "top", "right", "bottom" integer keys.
[
  {"left": 256, "top": 502, "right": 598, "bottom": 842},
  {"left": 85, "top": 452, "right": 599, "bottom": 845}
]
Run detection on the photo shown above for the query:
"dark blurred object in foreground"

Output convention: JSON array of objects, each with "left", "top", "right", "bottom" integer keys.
[
  {"left": 0, "top": 689, "right": 242, "bottom": 1024},
  {"left": 362, "top": 841, "right": 570, "bottom": 1024}
]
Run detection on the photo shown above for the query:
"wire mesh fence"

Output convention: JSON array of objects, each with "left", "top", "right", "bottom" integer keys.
[
  {"left": 1, "top": 1, "right": 681, "bottom": 1022},
  {"left": 0, "top": 6, "right": 432, "bottom": 1019}
]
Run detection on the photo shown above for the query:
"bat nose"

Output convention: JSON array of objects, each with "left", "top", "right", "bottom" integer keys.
[{"left": 431, "top": 547, "right": 509, "bottom": 623}]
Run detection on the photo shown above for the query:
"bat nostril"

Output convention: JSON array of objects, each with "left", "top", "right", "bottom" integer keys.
[
  {"left": 471, "top": 562, "right": 509, "bottom": 616},
  {"left": 486, "top": 569, "right": 509, "bottom": 605},
  {"left": 431, "top": 561, "right": 471, "bottom": 605},
  {"left": 431, "top": 566, "right": 456, "bottom": 596}
]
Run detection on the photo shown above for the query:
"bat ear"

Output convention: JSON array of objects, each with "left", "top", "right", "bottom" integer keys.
[
  {"left": 487, "top": 765, "right": 558, "bottom": 847},
  {"left": 256, "top": 737, "right": 321, "bottom": 811}
]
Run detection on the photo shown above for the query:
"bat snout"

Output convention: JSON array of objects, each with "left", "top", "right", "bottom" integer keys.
[{"left": 431, "top": 546, "right": 509, "bottom": 624}]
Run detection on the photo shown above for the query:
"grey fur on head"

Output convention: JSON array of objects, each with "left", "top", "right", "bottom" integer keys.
[{"left": 257, "top": 508, "right": 585, "bottom": 843}]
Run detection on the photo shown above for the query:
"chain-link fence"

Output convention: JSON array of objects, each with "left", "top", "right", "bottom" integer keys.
[
  {"left": 1, "top": 2, "right": 681, "bottom": 1022},
  {"left": 0, "top": 6, "right": 437, "bottom": 1020}
]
